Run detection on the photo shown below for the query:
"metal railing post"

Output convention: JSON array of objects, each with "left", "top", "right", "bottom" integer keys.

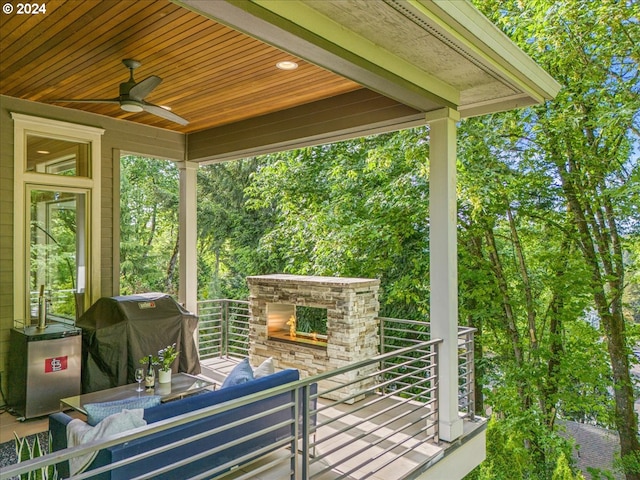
[
  {"left": 434, "top": 342, "right": 440, "bottom": 444},
  {"left": 292, "top": 385, "right": 300, "bottom": 480},
  {"left": 301, "top": 384, "right": 310, "bottom": 480},
  {"left": 379, "top": 317, "right": 386, "bottom": 395},
  {"left": 468, "top": 331, "right": 475, "bottom": 420},
  {"left": 223, "top": 299, "right": 229, "bottom": 358}
]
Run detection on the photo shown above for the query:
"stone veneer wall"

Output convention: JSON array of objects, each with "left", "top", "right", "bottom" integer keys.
[{"left": 247, "top": 274, "right": 380, "bottom": 401}]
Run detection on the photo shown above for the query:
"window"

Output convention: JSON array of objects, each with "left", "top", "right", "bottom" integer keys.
[
  {"left": 26, "top": 134, "right": 90, "bottom": 176},
  {"left": 13, "top": 114, "right": 103, "bottom": 326}
]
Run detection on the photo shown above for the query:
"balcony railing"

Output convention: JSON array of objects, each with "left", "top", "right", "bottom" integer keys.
[
  {"left": 199, "top": 300, "right": 476, "bottom": 417},
  {"left": 198, "top": 299, "right": 250, "bottom": 359},
  {"left": 1, "top": 300, "right": 477, "bottom": 480},
  {"left": 2, "top": 338, "right": 442, "bottom": 480}
]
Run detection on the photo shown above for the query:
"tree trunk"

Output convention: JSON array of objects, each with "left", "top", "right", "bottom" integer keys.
[
  {"left": 485, "top": 226, "right": 524, "bottom": 366},
  {"left": 556, "top": 157, "right": 640, "bottom": 480},
  {"left": 507, "top": 207, "right": 537, "bottom": 354},
  {"left": 165, "top": 231, "right": 179, "bottom": 295}
]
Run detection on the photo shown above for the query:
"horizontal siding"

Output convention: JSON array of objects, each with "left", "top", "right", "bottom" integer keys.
[
  {"left": 0, "top": 97, "right": 15, "bottom": 389},
  {"left": 0, "top": 95, "right": 186, "bottom": 390},
  {"left": 187, "top": 89, "right": 424, "bottom": 163}
]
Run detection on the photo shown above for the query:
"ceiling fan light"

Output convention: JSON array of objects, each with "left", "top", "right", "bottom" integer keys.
[{"left": 120, "top": 100, "right": 143, "bottom": 112}]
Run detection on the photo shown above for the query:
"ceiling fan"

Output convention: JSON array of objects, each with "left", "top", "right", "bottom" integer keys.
[{"left": 49, "top": 59, "right": 189, "bottom": 125}]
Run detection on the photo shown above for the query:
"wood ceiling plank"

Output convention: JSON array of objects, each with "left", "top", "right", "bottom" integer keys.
[
  {"left": 0, "top": 0, "right": 366, "bottom": 134},
  {"left": 26, "top": 2, "right": 186, "bottom": 99},
  {"left": 187, "top": 76, "right": 359, "bottom": 126},
  {"left": 154, "top": 39, "right": 292, "bottom": 91},
  {"left": 12, "top": 1, "right": 166, "bottom": 98},
  {"left": 0, "top": 0, "right": 73, "bottom": 58},
  {"left": 0, "top": 1, "right": 103, "bottom": 77}
]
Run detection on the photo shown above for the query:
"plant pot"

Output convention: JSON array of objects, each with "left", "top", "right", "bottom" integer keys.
[{"left": 158, "top": 369, "right": 172, "bottom": 384}]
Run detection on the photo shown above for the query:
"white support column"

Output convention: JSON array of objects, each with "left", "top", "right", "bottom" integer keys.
[
  {"left": 427, "top": 107, "right": 463, "bottom": 442},
  {"left": 178, "top": 161, "right": 198, "bottom": 315}
]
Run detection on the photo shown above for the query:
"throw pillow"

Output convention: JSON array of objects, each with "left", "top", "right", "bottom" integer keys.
[
  {"left": 84, "top": 395, "right": 161, "bottom": 426},
  {"left": 221, "top": 358, "right": 254, "bottom": 388},
  {"left": 253, "top": 357, "right": 275, "bottom": 379}
]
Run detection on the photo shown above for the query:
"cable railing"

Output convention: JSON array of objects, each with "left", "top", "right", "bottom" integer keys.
[
  {"left": 303, "top": 339, "right": 441, "bottom": 479},
  {"left": 2, "top": 301, "right": 477, "bottom": 480},
  {"left": 379, "top": 317, "right": 476, "bottom": 419},
  {"left": 197, "top": 302, "right": 476, "bottom": 418},
  {"left": 197, "top": 299, "right": 250, "bottom": 359},
  {"left": 1, "top": 339, "right": 442, "bottom": 480},
  {"left": 456, "top": 326, "right": 476, "bottom": 419}
]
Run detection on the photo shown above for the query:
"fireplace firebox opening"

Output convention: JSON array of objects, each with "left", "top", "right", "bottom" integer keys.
[{"left": 267, "top": 303, "right": 328, "bottom": 348}]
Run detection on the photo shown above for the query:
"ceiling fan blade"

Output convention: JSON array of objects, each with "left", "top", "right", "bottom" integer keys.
[
  {"left": 142, "top": 102, "right": 189, "bottom": 125},
  {"left": 129, "top": 75, "right": 162, "bottom": 101},
  {"left": 48, "top": 98, "right": 120, "bottom": 104}
]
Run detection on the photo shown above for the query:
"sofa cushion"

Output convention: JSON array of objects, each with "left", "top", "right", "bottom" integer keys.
[
  {"left": 85, "top": 396, "right": 161, "bottom": 426},
  {"left": 253, "top": 357, "right": 274, "bottom": 379},
  {"left": 221, "top": 358, "right": 254, "bottom": 388}
]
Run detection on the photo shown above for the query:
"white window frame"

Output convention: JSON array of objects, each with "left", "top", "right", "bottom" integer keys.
[{"left": 12, "top": 113, "right": 104, "bottom": 325}]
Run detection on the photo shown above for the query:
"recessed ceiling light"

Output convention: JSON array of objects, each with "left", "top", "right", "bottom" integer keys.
[
  {"left": 276, "top": 61, "right": 298, "bottom": 70},
  {"left": 37, "top": 150, "right": 50, "bottom": 155},
  {"left": 160, "top": 105, "right": 172, "bottom": 111}
]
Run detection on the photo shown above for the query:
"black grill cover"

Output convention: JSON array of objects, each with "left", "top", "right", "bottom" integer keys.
[{"left": 78, "top": 293, "right": 200, "bottom": 393}]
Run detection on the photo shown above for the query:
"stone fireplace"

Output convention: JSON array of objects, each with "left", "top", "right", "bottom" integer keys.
[{"left": 247, "top": 274, "right": 380, "bottom": 401}]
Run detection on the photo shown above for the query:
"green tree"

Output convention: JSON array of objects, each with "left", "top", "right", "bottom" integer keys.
[
  {"left": 553, "top": 452, "right": 585, "bottom": 480},
  {"left": 472, "top": 0, "right": 640, "bottom": 477},
  {"left": 245, "top": 130, "right": 433, "bottom": 318},
  {"left": 457, "top": 115, "right": 611, "bottom": 477},
  {"left": 197, "top": 158, "right": 276, "bottom": 300},
  {"left": 120, "top": 155, "right": 179, "bottom": 295}
]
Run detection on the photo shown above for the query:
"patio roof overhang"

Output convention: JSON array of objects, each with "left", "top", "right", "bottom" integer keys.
[
  {"left": 181, "top": 0, "right": 561, "bottom": 163},
  {"left": 0, "top": 0, "right": 560, "bottom": 164}
]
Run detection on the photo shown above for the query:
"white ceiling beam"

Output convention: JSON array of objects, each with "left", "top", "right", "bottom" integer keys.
[{"left": 175, "top": 0, "right": 456, "bottom": 111}]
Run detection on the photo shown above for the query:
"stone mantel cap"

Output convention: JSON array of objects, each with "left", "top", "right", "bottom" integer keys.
[{"left": 247, "top": 274, "right": 379, "bottom": 288}]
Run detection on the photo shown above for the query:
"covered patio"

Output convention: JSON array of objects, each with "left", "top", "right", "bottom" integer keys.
[{"left": 0, "top": 1, "right": 560, "bottom": 478}]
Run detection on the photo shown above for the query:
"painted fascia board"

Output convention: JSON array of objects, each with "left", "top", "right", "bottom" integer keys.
[
  {"left": 188, "top": 91, "right": 428, "bottom": 163},
  {"left": 419, "top": 0, "right": 562, "bottom": 102},
  {"left": 194, "top": 113, "right": 427, "bottom": 164},
  {"left": 175, "top": 0, "right": 457, "bottom": 111},
  {"left": 249, "top": 0, "right": 460, "bottom": 105}
]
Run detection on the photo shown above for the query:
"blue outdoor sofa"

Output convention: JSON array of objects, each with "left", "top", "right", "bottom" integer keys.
[{"left": 50, "top": 369, "right": 310, "bottom": 480}]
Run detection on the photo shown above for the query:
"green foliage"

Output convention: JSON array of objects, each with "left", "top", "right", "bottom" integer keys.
[
  {"left": 120, "top": 155, "right": 180, "bottom": 295},
  {"left": 140, "top": 343, "right": 178, "bottom": 372},
  {"left": 296, "top": 306, "right": 327, "bottom": 335},
  {"left": 466, "top": 418, "right": 580, "bottom": 480},
  {"left": 469, "top": 0, "right": 640, "bottom": 476},
  {"left": 617, "top": 450, "right": 640, "bottom": 477},
  {"left": 553, "top": 452, "right": 585, "bottom": 480},
  {"left": 587, "top": 467, "right": 616, "bottom": 480},
  {"left": 197, "top": 158, "right": 274, "bottom": 300},
  {"left": 244, "top": 130, "right": 433, "bottom": 319}
]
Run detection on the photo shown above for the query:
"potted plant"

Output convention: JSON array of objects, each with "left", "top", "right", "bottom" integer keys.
[{"left": 140, "top": 343, "right": 179, "bottom": 384}]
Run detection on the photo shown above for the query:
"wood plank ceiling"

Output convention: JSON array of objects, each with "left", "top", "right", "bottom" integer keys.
[{"left": 0, "top": 0, "right": 362, "bottom": 133}]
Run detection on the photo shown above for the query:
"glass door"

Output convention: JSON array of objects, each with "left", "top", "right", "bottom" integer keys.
[
  {"left": 13, "top": 113, "right": 103, "bottom": 327},
  {"left": 28, "top": 188, "right": 88, "bottom": 323}
]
